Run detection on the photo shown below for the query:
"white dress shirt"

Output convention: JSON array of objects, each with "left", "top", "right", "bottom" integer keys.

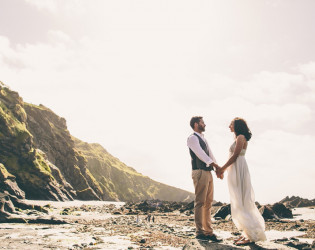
[{"left": 187, "top": 132, "right": 216, "bottom": 167}]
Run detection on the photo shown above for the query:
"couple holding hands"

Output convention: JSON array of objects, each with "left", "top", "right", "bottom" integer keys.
[{"left": 187, "top": 116, "right": 266, "bottom": 246}]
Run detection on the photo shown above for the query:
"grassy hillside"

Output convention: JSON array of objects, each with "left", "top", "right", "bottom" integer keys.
[{"left": 74, "top": 138, "right": 194, "bottom": 202}]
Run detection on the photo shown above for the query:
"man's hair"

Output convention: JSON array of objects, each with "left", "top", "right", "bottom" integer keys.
[{"left": 190, "top": 116, "right": 203, "bottom": 129}]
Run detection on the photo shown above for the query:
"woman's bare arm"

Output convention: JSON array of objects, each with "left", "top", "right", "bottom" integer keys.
[{"left": 220, "top": 135, "right": 246, "bottom": 173}]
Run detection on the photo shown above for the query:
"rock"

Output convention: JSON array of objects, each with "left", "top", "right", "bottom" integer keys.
[
  {"left": 289, "top": 237, "right": 299, "bottom": 241},
  {"left": 231, "top": 232, "right": 241, "bottom": 236},
  {"left": 8, "top": 194, "right": 49, "bottom": 213},
  {"left": 180, "top": 201, "right": 194, "bottom": 213},
  {"left": 255, "top": 201, "right": 261, "bottom": 209},
  {"left": 0, "top": 164, "right": 25, "bottom": 199},
  {"left": 184, "top": 210, "right": 193, "bottom": 216},
  {"left": 28, "top": 216, "right": 68, "bottom": 224},
  {"left": 213, "top": 201, "right": 223, "bottom": 206},
  {"left": 276, "top": 238, "right": 289, "bottom": 242},
  {"left": 123, "top": 200, "right": 194, "bottom": 214},
  {"left": 290, "top": 224, "right": 301, "bottom": 229},
  {"left": 279, "top": 196, "right": 315, "bottom": 208},
  {"left": 225, "top": 214, "right": 232, "bottom": 221},
  {"left": 286, "top": 241, "right": 311, "bottom": 249},
  {"left": 214, "top": 204, "right": 231, "bottom": 219},
  {"left": 0, "top": 193, "right": 16, "bottom": 214},
  {"left": 272, "top": 203, "right": 293, "bottom": 218},
  {"left": 259, "top": 205, "right": 279, "bottom": 220}
]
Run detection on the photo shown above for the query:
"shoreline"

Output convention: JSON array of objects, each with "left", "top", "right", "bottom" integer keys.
[{"left": 0, "top": 200, "right": 314, "bottom": 249}]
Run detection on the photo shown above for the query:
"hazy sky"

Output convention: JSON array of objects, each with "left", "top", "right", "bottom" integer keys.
[{"left": 1, "top": 0, "right": 314, "bottom": 204}]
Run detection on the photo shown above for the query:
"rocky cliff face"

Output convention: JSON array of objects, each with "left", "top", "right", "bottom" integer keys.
[
  {"left": 0, "top": 82, "right": 194, "bottom": 202},
  {"left": 0, "top": 83, "right": 73, "bottom": 200},
  {"left": 24, "top": 103, "right": 101, "bottom": 200},
  {"left": 279, "top": 196, "right": 315, "bottom": 208},
  {"left": 74, "top": 139, "right": 194, "bottom": 202}
]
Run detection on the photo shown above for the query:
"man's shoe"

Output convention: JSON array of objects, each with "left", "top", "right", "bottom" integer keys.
[
  {"left": 206, "top": 234, "right": 223, "bottom": 242},
  {"left": 196, "top": 234, "right": 209, "bottom": 241}
]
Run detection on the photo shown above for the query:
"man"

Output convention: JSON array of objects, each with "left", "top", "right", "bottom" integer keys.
[{"left": 187, "top": 116, "right": 222, "bottom": 242}]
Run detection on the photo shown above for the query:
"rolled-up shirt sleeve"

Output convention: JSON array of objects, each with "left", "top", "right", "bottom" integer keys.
[{"left": 187, "top": 135, "right": 214, "bottom": 167}]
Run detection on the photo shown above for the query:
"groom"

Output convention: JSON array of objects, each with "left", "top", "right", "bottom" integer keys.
[{"left": 187, "top": 116, "right": 222, "bottom": 242}]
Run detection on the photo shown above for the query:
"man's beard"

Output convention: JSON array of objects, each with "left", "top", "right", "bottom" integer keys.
[{"left": 198, "top": 124, "right": 205, "bottom": 132}]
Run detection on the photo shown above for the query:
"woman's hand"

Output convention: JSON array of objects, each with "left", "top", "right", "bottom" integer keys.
[{"left": 215, "top": 166, "right": 224, "bottom": 179}]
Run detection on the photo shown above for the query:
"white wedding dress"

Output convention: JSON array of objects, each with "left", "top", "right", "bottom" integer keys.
[{"left": 227, "top": 141, "right": 266, "bottom": 242}]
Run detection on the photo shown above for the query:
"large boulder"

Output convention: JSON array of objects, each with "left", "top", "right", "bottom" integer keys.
[
  {"left": 259, "top": 205, "right": 278, "bottom": 220},
  {"left": 259, "top": 203, "right": 293, "bottom": 220},
  {"left": 272, "top": 203, "right": 293, "bottom": 218},
  {"left": 214, "top": 204, "right": 231, "bottom": 219}
]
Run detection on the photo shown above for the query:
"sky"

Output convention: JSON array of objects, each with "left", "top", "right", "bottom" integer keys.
[{"left": 0, "top": 0, "right": 314, "bottom": 204}]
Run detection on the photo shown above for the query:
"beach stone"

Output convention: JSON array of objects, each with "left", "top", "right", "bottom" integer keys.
[
  {"left": 272, "top": 203, "right": 293, "bottom": 218},
  {"left": 180, "top": 201, "right": 194, "bottom": 213},
  {"left": 231, "top": 232, "right": 241, "bottom": 236},
  {"left": 213, "top": 204, "right": 231, "bottom": 219},
  {"left": 213, "top": 201, "right": 223, "bottom": 206},
  {"left": 27, "top": 216, "right": 68, "bottom": 224},
  {"left": 286, "top": 241, "right": 311, "bottom": 249},
  {"left": 255, "top": 201, "right": 261, "bottom": 208},
  {"left": 276, "top": 238, "right": 289, "bottom": 242},
  {"left": 290, "top": 237, "right": 299, "bottom": 241},
  {"left": 259, "top": 205, "right": 278, "bottom": 219},
  {"left": 0, "top": 195, "right": 16, "bottom": 214}
]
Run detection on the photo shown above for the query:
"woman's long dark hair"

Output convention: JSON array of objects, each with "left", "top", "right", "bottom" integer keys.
[{"left": 233, "top": 117, "right": 252, "bottom": 141}]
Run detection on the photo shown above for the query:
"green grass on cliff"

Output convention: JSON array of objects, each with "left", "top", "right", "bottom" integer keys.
[
  {"left": 0, "top": 163, "right": 15, "bottom": 180},
  {"left": 74, "top": 138, "right": 143, "bottom": 177},
  {"left": 73, "top": 136, "right": 194, "bottom": 202},
  {"left": 0, "top": 89, "right": 56, "bottom": 192}
]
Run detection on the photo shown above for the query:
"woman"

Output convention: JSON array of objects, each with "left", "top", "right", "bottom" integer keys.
[{"left": 216, "top": 117, "right": 266, "bottom": 245}]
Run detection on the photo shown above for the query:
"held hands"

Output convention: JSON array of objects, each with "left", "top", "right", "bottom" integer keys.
[{"left": 213, "top": 164, "right": 224, "bottom": 180}]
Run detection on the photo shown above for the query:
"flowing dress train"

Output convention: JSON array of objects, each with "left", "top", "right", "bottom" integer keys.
[{"left": 227, "top": 141, "right": 266, "bottom": 242}]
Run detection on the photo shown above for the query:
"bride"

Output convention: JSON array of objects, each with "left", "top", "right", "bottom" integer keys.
[{"left": 216, "top": 117, "right": 266, "bottom": 245}]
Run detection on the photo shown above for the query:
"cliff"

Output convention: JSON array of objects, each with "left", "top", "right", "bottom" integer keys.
[{"left": 0, "top": 82, "right": 194, "bottom": 202}]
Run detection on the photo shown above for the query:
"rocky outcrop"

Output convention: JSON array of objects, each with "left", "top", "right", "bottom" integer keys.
[
  {"left": 0, "top": 163, "right": 25, "bottom": 199},
  {"left": 0, "top": 82, "right": 194, "bottom": 202},
  {"left": 279, "top": 196, "right": 315, "bottom": 208},
  {"left": 211, "top": 202, "right": 293, "bottom": 221},
  {"left": 0, "top": 192, "right": 67, "bottom": 224},
  {"left": 0, "top": 83, "right": 75, "bottom": 200},
  {"left": 24, "top": 104, "right": 101, "bottom": 200},
  {"left": 259, "top": 203, "right": 293, "bottom": 220},
  {"left": 214, "top": 204, "right": 231, "bottom": 219}
]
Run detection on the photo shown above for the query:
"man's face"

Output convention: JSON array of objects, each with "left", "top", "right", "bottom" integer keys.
[{"left": 196, "top": 119, "right": 206, "bottom": 132}]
